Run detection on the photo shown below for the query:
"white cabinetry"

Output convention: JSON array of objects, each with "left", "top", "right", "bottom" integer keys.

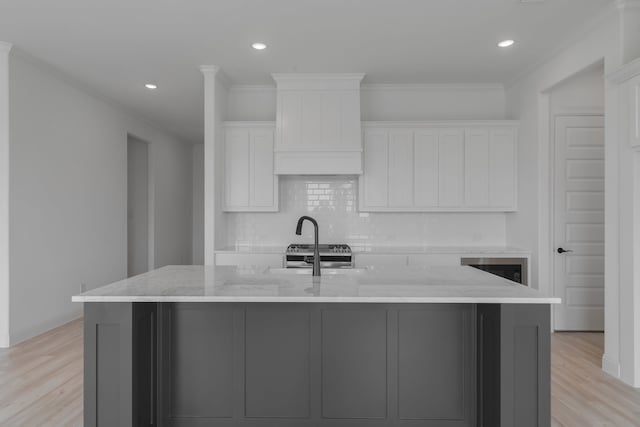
[
  {"left": 272, "top": 74, "right": 365, "bottom": 175},
  {"left": 359, "top": 122, "right": 518, "bottom": 212},
  {"left": 223, "top": 122, "right": 278, "bottom": 212}
]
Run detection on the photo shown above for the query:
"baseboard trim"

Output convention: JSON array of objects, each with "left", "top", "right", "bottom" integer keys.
[
  {"left": 9, "top": 310, "right": 82, "bottom": 347},
  {"left": 602, "top": 353, "right": 621, "bottom": 378},
  {"left": 0, "top": 333, "right": 10, "bottom": 348}
]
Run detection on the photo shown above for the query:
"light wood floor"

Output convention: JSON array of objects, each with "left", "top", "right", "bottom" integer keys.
[{"left": 1, "top": 320, "right": 639, "bottom": 426}]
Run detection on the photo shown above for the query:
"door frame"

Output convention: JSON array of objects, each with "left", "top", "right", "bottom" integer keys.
[
  {"left": 551, "top": 114, "right": 605, "bottom": 330},
  {"left": 537, "top": 63, "right": 605, "bottom": 332},
  {"left": 126, "top": 133, "right": 155, "bottom": 274}
]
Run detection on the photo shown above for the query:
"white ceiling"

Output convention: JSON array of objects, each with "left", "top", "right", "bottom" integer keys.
[{"left": 0, "top": 0, "right": 611, "bottom": 143}]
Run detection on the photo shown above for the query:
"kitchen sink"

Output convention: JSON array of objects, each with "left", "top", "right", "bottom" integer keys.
[{"left": 267, "top": 267, "right": 369, "bottom": 276}]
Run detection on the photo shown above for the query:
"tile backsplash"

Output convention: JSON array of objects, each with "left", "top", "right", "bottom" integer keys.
[{"left": 225, "top": 176, "right": 506, "bottom": 247}]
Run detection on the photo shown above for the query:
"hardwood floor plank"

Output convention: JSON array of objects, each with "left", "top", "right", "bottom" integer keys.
[{"left": 1, "top": 319, "right": 640, "bottom": 426}]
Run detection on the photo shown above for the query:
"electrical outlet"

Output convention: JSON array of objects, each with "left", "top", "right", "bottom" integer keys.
[{"left": 80, "top": 283, "right": 87, "bottom": 293}]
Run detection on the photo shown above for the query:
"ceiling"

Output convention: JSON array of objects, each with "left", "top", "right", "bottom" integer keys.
[{"left": 0, "top": 0, "right": 610, "bottom": 144}]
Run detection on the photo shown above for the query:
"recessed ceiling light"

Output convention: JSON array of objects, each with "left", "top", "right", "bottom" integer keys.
[
  {"left": 251, "top": 42, "right": 267, "bottom": 50},
  {"left": 498, "top": 39, "right": 515, "bottom": 48},
  {"left": 145, "top": 83, "right": 158, "bottom": 90}
]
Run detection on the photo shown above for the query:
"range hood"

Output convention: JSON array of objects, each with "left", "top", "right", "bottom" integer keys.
[{"left": 272, "top": 73, "right": 365, "bottom": 175}]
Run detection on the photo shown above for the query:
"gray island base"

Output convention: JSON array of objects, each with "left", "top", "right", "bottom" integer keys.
[{"left": 75, "top": 266, "right": 556, "bottom": 427}]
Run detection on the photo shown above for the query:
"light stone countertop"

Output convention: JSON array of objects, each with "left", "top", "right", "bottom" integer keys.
[{"left": 72, "top": 265, "right": 559, "bottom": 304}]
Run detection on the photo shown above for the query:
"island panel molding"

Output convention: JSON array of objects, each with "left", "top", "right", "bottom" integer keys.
[{"left": 82, "top": 301, "right": 550, "bottom": 427}]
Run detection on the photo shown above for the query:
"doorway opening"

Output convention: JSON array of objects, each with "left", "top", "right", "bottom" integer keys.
[
  {"left": 127, "top": 135, "right": 152, "bottom": 277},
  {"left": 548, "top": 64, "right": 605, "bottom": 331}
]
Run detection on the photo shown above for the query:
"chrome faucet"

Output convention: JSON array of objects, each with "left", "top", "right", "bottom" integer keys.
[{"left": 295, "top": 216, "right": 321, "bottom": 277}]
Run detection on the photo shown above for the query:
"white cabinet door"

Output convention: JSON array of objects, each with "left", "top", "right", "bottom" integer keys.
[
  {"left": 464, "top": 130, "right": 490, "bottom": 207},
  {"left": 359, "top": 123, "right": 517, "bottom": 212},
  {"left": 250, "top": 130, "right": 277, "bottom": 208},
  {"left": 438, "top": 129, "right": 465, "bottom": 207},
  {"left": 388, "top": 130, "right": 414, "bottom": 207},
  {"left": 223, "top": 124, "right": 278, "bottom": 212},
  {"left": 489, "top": 129, "right": 516, "bottom": 209},
  {"left": 414, "top": 130, "right": 439, "bottom": 208},
  {"left": 361, "top": 130, "right": 388, "bottom": 208},
  {"left": 224, "top": 129, "right": 250, "bottom": 209}
]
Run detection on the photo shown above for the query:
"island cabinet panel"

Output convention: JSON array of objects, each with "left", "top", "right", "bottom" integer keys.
[
  {"left": 244, "top": 307, "right": 311, "bottom": 418},
  {"left": 84, "top": 303, "right": 156, "bottom": 427},
  {"left": 170, "top": 304, "right": 234, "bottom": 420},
  {"left": 477, "top": 304, "right": 551, "bottom": 427},
  {"left": 320, "top": 308, "right": 388, "bottom": 419},
  {"left": 84, "top": 302, "right": 550, "bottom": 427},
  {"left": 398, "top": 307, "right": 474, "bottom": 424}
]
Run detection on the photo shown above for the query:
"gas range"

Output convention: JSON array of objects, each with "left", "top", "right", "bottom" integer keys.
[{"left": 285, "top": 244, "right": 353, "bottom": 269}]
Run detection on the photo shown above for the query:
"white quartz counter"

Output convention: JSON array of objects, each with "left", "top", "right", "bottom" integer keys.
[{"left": 72, "top": 265, "right": 559, "bottom": 304}]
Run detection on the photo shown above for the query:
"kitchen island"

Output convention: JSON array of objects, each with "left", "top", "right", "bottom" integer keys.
[{"left": 73, "top": 265, "right": 560, "bottom": 427}]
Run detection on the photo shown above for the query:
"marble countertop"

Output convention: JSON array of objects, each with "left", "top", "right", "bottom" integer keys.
[
  {"left": 72, "top": 265, "right": 559, "bottom": 304},
  {"left": 214, "top": 245, "right": 531, "bottom": 255}
]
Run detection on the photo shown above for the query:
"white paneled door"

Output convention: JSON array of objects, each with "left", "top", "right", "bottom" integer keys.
[{"left": 554, "top": 116, "right": 604, "bottom": 331}]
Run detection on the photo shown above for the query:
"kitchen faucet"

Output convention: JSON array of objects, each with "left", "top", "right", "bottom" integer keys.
[{"left": 295, "top": 216, "right": 321, "bottom": 277}]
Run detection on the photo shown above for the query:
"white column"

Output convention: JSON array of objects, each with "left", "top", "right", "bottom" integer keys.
[
  {"left": 200, "top": 66, "right": 220, "bottom": 265},
  {"left": 0, "top": 42, "right": 12, "bottom": 348}
]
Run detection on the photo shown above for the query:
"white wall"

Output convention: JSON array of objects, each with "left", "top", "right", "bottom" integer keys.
[
  {"left": 550, "top": 65, "right": 605, "bottom": 115},
  {"left": 7, "top": 53, "right": 193, "bottom": 345}
]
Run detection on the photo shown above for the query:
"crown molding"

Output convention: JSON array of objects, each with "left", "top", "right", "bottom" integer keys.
[
  {"left": 0, "top": 42, "right": 12, "bottom": 54},
  {"left": 228, "top": 84, "right": 276, "bottom": 91},
  {"left": 199, "top": 65, "right": 220, "bottom": 75},
  {"left": 360, "top": 83, "right": 504, "bottom": 92},
  {"left": 607, "top": 57, "right": 640, "bottom": 83},
  {"left": 362, "top": 120, "right": 519, "bottom": 128},
  {"left": 271, "top": 73, "right": 365, "bottom": 82}
]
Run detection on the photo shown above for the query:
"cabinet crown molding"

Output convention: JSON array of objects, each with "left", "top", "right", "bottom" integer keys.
[
  {"left": 272, "top": 73, "right": 365, "bottom": 90},
  {"left": 362, "top": 120, "right": 519, "bottom": 128},
  {"left": 223, "top": 121, "right": 275, "bottom": 128}
]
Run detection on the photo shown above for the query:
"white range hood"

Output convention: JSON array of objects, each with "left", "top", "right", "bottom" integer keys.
[{"left": 272, "top": 73, "right": 365, "bottom": 175}]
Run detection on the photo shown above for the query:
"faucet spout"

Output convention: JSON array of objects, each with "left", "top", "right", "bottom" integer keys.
[{"left": 295, "top": 216, "right": 321, "bottom": 277}]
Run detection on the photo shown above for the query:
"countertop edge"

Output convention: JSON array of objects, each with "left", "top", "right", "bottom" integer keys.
[{"left": 73, "top": 296, "right": 561, "bottom": 304}]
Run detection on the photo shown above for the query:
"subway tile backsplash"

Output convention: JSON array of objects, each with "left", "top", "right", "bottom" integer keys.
[{"left": 225, "top": 176, "right": 506, "bottom": 247}]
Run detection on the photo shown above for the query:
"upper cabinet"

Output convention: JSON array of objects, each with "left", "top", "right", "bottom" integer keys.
[
  {"left": 272, "top": 73, "right": 365, "bottom": 175},
  {"left": 223, "top": 122, "right": 278, "bottom": 212},
  {"left": 359, "top": 122, "right": 518, "bottom": 212}
]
